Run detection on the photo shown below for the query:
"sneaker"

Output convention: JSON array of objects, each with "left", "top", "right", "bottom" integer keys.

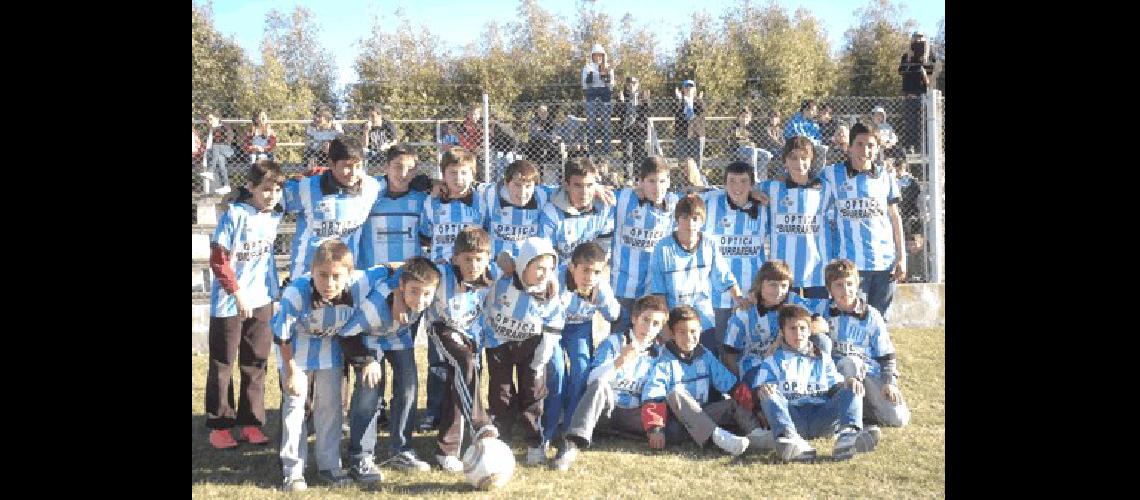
[
  {"left": 746, "top": 428, "right": 775, "bottom": 452},
  {"left": 436, "top": 454, "right": 464, "bottom": 473},
  {"left": 281, "top": 477, "right": 307, "bottom": 492},
  {"left": 238, "top": 426, "right": 269, "bottom": 445},
  {"left": 774, "top": 433, "right": 817, "bottom": 462},
  {"left": 417, "top": 415, "right": 439, "bottom": 433},
  {"left": 208, "top": 429, "right": 238, "bottom": 449},
  {"left": 526, "top": 444, "right": 549, "bottom": 465},
  {"left": 316, "top": 469, "right": 352, "bottom": 487},
  {"left": 215, "top": 186, "right": 231, "bottom": 195},
  {"left": 376, "top": 404, "right": 390, "bottom": 428},
  {"left": 833, "top": 427, "right": 879, "bottom": 461},
  {"left": 711, "top": 428, "right": 749, "bottom": 457},
  {"left": 551, "top": 442, "right": 579, "bottom": 472},
  {"left": 348, "top": 459, "right": 383, "bottom": 483},
  {"left": 388, "top": 450, "right": 431, "bottom": 472}
]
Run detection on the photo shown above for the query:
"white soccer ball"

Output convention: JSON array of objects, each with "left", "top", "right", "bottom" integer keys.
[{"left": 462, "top": 437, "right": 515, "bottom": 491}]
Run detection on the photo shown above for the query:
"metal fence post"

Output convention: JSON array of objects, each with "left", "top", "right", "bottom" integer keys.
[
  {"left": 925, "top": 89, "right": 944, "bottom": 283},
  {"left": 482, "top": 93, "right": 490, "bottom": 183}
]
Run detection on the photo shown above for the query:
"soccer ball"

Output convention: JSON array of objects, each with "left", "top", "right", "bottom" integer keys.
[{"left": 462, "top": 437, "right": 515, "bottom": 490}]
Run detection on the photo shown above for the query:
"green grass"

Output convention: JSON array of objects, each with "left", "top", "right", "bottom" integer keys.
[{"left": 192, "top": 327, "right": 944, "bottom": 497}]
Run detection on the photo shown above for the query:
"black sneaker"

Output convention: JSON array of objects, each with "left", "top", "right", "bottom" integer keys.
[
  {"left": 416, "top": 415, "right": 439, "bottom": 433},
  {"left": 387, "top": 450, "right": 431, "bottom": 472},
  {"left": 348, "top": 459, "right": 383, "bottom": 483},
  {"left": 376, "top": 403, "right": 390, "bottom": 428},
  {"left": 316, "top": 469, "right": 352, "bottom": 487}
]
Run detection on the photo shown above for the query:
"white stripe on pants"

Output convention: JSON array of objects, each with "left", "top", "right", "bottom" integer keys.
[{"left": 279, "top": 367, "right": 343, "bottom": 480}]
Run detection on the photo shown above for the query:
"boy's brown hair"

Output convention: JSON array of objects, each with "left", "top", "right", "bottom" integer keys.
[
  {"left": 453, "top": 226, "right": 492, "bottom": 257},
  {"left": 848, "top": 122, "right": 881, "bottom": 147},
  {"left": 776, "top": 304, "right": 813, "bottom": 332},
  {"left": 824, "top": 258, "right": 860, "bottom": 287},
  {"left": 666, "top": 305, "right": 701, "bottom": 332},
  {"left": 312, "top": 239, "right": 355, "bottom": 270},
  {"left": 247, "top": 160, "right": 286, "bottom": 188},
  {"left": 631, "top": 295, "right": 668, "bottom": 319},
  {"left": 674, "top": 194, "right": 707, "bottom": 221},
  {"left": 748, "top": 260, "right": 793, "bottom": 302},
  {"left": 781, "top": 135, "right": 815, "bottom": 162},
  {"left": 441, "top": 147, "right": 476, "bottom": 172},
  {"left": 638, "top": 156, "right": 670, "bottom": 180},
  {"left": 399, "top": 256, "right": 442, "bottom": 289},
  {"left": 504, "top": 159, "right": 540, "bottom": 184},
  {"left": 563, "top": 157, "right": 599, "bottom": 183}
]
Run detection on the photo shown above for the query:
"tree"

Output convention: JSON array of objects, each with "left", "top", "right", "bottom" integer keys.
[
  {"left": 836, "top": 0, "right": 919, "bottom": 96},
  {"left": 191, "top": 2, "right": 254, "bottom": 116},
  {"left": 614, "top": 13, "right": 666, "bottom": 100},
  {"left": 263, "top": 6, "right": 340, "bottom": 109},
  {"left": 933, "top": 17, "right": 945, "bottom": 92},
  {"left": 674, "top": 10, "right": 747, "bottom": 101}
]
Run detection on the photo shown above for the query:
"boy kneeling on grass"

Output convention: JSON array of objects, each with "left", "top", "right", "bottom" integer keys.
[{"left": 639, "top": 306, "right": 758, "bottom": 457}]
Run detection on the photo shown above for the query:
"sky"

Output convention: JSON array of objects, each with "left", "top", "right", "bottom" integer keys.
[{"left": 205, "top": 0, "right": 944, "bottom": 91}]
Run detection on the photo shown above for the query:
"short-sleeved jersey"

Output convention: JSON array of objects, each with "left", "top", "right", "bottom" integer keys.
[
  {"left": 482, "top": 184, "right": 554, "bottom": 279},
  {"left": 750, "top": 346, "right": 843, "bottom": 406},
  {"left": 723, "top": 293, "right": 810, "bottom": 375},
  {"left": 271, "top": 266, "right": 390, "bottom": 372},
  {"left": 699, "top": 189, "right": 767, "bottom": 308},
  {"left": 358, "top": 176, "right": 428, "bottom": 268},
  {"left": 419, "top": 184, "right": 491, "bottom": 266},
  {"left": 338, "top": 271, "right": 425, "bottom": 352},
  {"left": 210, "top": 201, "right": 282, "bottom": 317},
  {"left": 815, "top": 299, "right": 896, "bottom": 379},
  {"left": 425, "top": 263, "right": 490, "bottom": 345},
  {"left": 641, "top": 345, "right": 737, "bottom": 405},
  {"left": 560, "top": 275, "right": 621, "bottom": 325},
  {"left": 758, "top": 177, "right": 834, "bottom": 288},
  {"left": 648, "top": 234, "right": 738, "bottom": 330},
  {"left": 537, "top": 196, "right": 615, "bottom": 269},
  {"left": 610, "top": 189, "right": 678, "bottom": 299},
  {"left": 821, "top": 162, "right": 900, "bottom": 271},
  {"left": 282, "top": 174, "right": 381, "bottom": 279},
  {"left": 482, "top": 276, "right": 566, "bottom": 349},
  {"left": 591, "top": 333, "right": 662, "bottom": 409}
]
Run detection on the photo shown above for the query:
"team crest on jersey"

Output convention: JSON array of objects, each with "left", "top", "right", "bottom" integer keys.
[
  {"left": 438, "top": 207, "right": 448, "bottom": 217},
  {"left": 631, "top": 207, "right": 643, "bottom": 220},
  {"left": 720, "top": 217, "right": 732, "bottom": 227},
  {"left": 844, "top": 182, "right": 854, "bottom": 191},
  {"left": 783, "top": 197, "right": 795, "bottom": 207},
  {"left": 500, "top": 208, "right": 511, "bottom": 217}
]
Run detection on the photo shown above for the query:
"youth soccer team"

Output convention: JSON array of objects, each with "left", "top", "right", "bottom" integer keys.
[{"left": 203, "top": 121, "right": 913, "bottom": 491}]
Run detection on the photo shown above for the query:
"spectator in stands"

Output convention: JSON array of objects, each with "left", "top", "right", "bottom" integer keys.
[
  {"left": 527, "top": 105, "right": 562, "bottom": 164},
  {"left": 363, "top": 104, "right": 399, "bottom": 172},
  {"left": 728, "top": 107, "right": 769, "bottom": 179},
  {"left": 898, "top": 32, "right": 937, "bottom": 153},
  {"left": 672, "top": 79, "right": 706, "bottom": 168},
  {"left": 556, "top": 111, "right": 587, "bottom": 159},
  {"left": 755, "top": 110, "right": 784, "bottom": 180},
  {"left": 200, "top": 109, "right": 236, "bottom": 195},
  {"left": 581, "top": 43, "right": 615, "bottom": 157},
  {"left": 818, "top": 103, "right": 837, "bottom": 149},
  {"left": 459, "top": 104, "right": 483, "bottom": 153},
  {"left": 827, "top": 123, "right": 850, "bottom": 166},
  {"left": 871, "top": 106, "right": 899, "bottom": 162},
  {"left": 244, "top": 110, "right": 277, "bottom": 165},
  {"left": 440, "top": 123, "right": 460, "bottom": 151},
  {"left": 784, "top": 99, "right": 829, "bottom": 179},
  {"left": 905, "top": 233, "right": 927, "bottom": 283},
  {"left": 305, "top": 106, "right": 343, "bottom": 170},
  {"left": 617, "top": 77, "right": 651, "bottom": 168},
  {"left": 489, "top": 112, "right": 521, "bottom": 174},
  {"left": 193, "top": 125, "right": 205, "bottom": 165}
]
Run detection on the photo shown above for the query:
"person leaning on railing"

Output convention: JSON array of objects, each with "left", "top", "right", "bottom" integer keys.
[{"left": 244, "top": 110, "right": 277, "bottom": 165}]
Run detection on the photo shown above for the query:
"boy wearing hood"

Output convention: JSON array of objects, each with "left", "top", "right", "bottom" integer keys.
[
  {"left": 581, "top": 43, "right": 615, "bottom": 156},
  {"left": 482, "top": 237, "right": 568, "bottom": 466}
]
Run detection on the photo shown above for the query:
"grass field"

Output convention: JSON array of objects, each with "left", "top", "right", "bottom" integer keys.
[{"left": 192, "top": 326, "right": 944, "bottom": 498}]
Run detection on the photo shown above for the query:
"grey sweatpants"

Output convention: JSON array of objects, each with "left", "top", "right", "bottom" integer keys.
[
  {"left": 665, "top": 387, "right": 759, "bottom": 446},
  {"left": 565, "top": 379, "right": 686, "bottom": 447}
]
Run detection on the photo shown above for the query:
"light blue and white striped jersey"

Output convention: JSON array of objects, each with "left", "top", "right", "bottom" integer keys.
[
  {"left": 338, "top": 269, "right": 426, "bottom": 352},
  {"left": 815, "top": 299, "right": 895, "bottom": 379},
  {"left": 419, "top": 183, "right": 492, "bottom": 266},
  {"left": 282, "top": 174, "right": 381, "bottom": 279},
  {"left": 699, "top": 189, "right": 767, "bottom": 309},
  {"left": 723, "top": 293, "right": 810, "bottom": 376},
  {"left": 821, "top": 162, "right": 901, "bottom": 272},
  {"left": 591, "top": 333, "right": 662, "bottom": 409},
  {"left": 560, "top": 273, "right": 621, "bottom": 325},
  {"left": 537, "top": 196, "right": 615, "bottom": 270},
  {"left": 358, "top": 176, "right": 428, "bottom": 269},
  {"left": 750, "top": 346, "right": 843, "bottom": 406},
  {"left": 482, "top": 276, "right": 566, "bottom": 349},
  {"left": 641, "top": 344, "right": 737, "bottom": 405},
  {"left": 610, "top": 188, "right": 678, "bottom": 299},
  {"left": 757, "top": 177, "right": 834, "bottom": 288},
  {"left": 648, "top": 235, "right": 738, "bottom": 330},
  {"left": 210, "top": 201, "right": 282, "bottom": 317},
  {"left": 426, "top": 263, "right": 490, "bottom": 345},
  {"left": 482, "top": 184, "right": 555, "bottom": 279},
  {"left": 271, "top": 266, "right": 391, "bottom": 372}
]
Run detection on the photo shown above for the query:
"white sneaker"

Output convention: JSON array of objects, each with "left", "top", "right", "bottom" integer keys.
[
  {"left": 775, "top": 433, "right": 816, "bottom": 462},
  {"left": 551, "top": 443, "right": 579, "bottom": 471},
  {"left": 525, "top": 444, "right": 549, "bottom": 465},
  {"left": 215, "top": 186, "right": 231, "bottom": 195},
  {"left": 746, "top": 428, "right": 775, "bottom": 452},
  {"left": 389, "top": 450, "right": 431, "bottom": 472},
  {"left": 711, "top": 428, "right": 749, "bottom": 457},
  {"left": 436, "top": 454, "right": 464, "bottom": 473},
  {"left": 833, "top": 426, "right": 879, "bottom": 461}
]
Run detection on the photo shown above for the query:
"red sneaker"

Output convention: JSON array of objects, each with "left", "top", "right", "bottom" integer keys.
[
  {"left": 209, "top": 429, "right": 238, "bottom": 449},
  {"left": 239, "top": 426, "right": 270, "bottom": 445}
]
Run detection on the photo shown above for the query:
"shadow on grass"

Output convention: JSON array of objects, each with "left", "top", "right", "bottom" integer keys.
[{"left": 192, "top": 410, "right": 284, "bottom": 488}]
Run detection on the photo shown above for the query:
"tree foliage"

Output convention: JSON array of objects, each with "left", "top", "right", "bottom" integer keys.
[{"left": 837, "top": 0, "right": 918, "bottom": 96}]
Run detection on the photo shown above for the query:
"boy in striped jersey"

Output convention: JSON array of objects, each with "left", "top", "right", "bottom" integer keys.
[
  {"left": 820, "top": 123, "right": 907, "bottom": 316},
  {"left": 339, "top": 257, "right": 442, "bottom": 481},
  {"left": 552, "top": 295, "right": 672, "bottom": 471},
  {"left": 426, "top": 227, "right": 500, "bottom": 473},
  {"left": 748, "top": 304, "right": 880, "bottom": 462},
  {"left": 721, "top": 261, "right": 820, "bottom": 380},
  {"left": 542, "top": 242, "right": 621, "bottom": 456},
  {"left": 282, "top": 136, "right": 381, "bottom": 281},
  {"left": 697, "top": 161, "right": 768, "bottom": 337},
  {"left": 757, "top": 136, "right": 835, "bottom": 302},
  {"left": 419, "top": 147, "right": 490, "bottom": 267},
  {"left": 482, "top": 159, "right": 554, "bottom": 279},
  {"left": 639, "top": 306, "right": 756, "bottom": 456},
  {"left": 272, "top": 240, "right": 391, "bottom": 492},
  {"left": 608, "top": 156, "right": 678, "bottom": 337},
  {"left": 482, "top": 237, "right": 567, "bottom": 466},
  {"left": 358, "top": 145, "right": 431, "bottom": 270},
  {"left": 816, "top": 259, "right": 910, "bottom": 428},
  {"left": 648, "top": 195, "right": 745, "bottom": 354},
  {"left": 537, "top": 157, "right": 615, "bottom": 269},
  {"left": 204, "top": 161, "right": 285, "bottom": 450}
]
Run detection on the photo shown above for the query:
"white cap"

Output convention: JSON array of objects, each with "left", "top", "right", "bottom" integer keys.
[
  {"left": 514, "top": 237, "right": 558, "bottom": 274},
  {"left": 872, "top": 106, "right": 886, "bottom": 115},
  {"left": 591, "top": 43, "right": 606, "bottom": 56}
]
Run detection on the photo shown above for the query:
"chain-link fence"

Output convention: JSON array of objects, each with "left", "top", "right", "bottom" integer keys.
[{"left": 192, "top": 94, "right": 942, "bottom": 283}]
